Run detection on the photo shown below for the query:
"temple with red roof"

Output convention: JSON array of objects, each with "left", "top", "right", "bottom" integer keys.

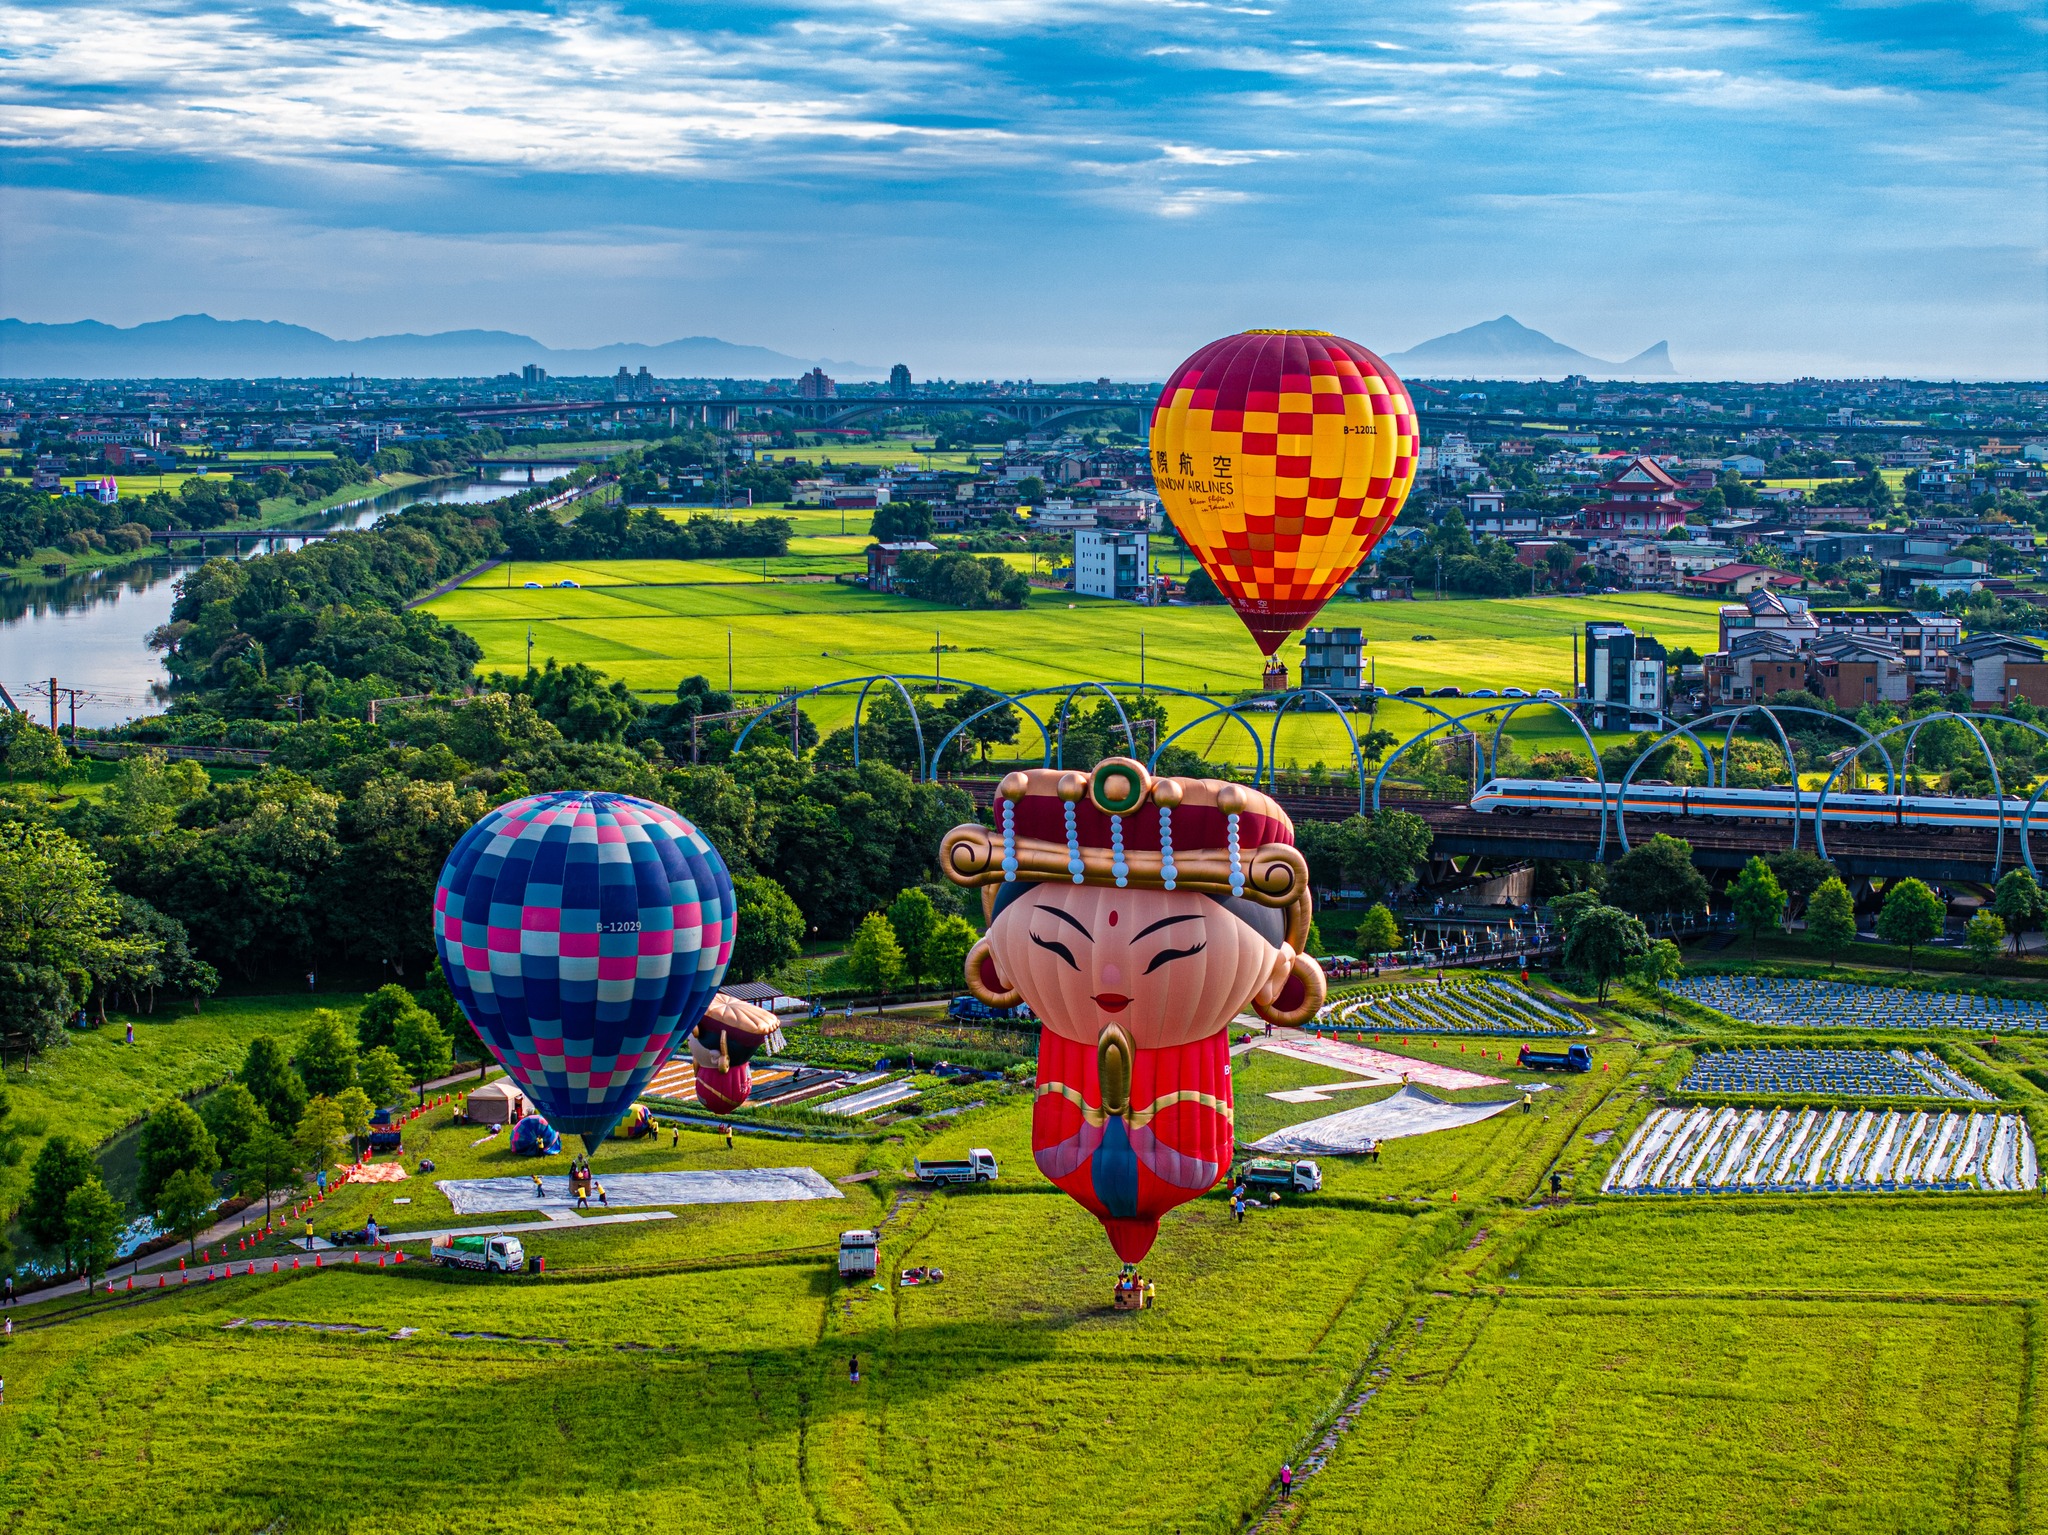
[{"left": 1578, "top": 455, "right": 1697, "bottom": 534}]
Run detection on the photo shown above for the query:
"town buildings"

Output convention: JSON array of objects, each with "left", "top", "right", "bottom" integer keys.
[{"left": 1073, "top": 528, "right": 1150, "bottom": 601}]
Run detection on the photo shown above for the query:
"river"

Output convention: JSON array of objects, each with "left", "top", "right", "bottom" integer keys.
[{"left": 0, "top": 468, "right": 569, "bottom": 728}]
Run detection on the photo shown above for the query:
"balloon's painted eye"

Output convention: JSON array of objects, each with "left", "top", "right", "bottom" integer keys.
[{"left": 1108, "top": 910, "right": 1119, "bottom": 927}]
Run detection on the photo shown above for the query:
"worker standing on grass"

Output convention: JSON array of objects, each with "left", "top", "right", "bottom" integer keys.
[
  {"left": 1522, "top": 1091, "right": 1533, "bottom": 1115},
  {"left": 596, "top": 1183, "right": 609, "bottom": 1209},
  {"left": 723, "top": 1123, "right": 734, "bottom": 1152},
  {"left": 849, "top": 1354, "right": 860, "bottom": 1385},
  {"left": 532, "top": 1172, "right": 544, "bottom": 1200}
]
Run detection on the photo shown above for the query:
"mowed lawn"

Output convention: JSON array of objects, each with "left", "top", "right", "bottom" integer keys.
[
  {"left": 6, "top": 993, "right": 2048, "bottom": 1530},
  {"left": 427, "top": 574, "right": 1723, "bottom": 765}
]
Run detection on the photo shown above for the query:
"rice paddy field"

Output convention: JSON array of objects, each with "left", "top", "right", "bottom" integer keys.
[
  {"left": 5, "top": 980, "right": 2047, "bottom": 1533},
  {"left": 426, "top": 567, "right": 1722, "bottom": 768}
]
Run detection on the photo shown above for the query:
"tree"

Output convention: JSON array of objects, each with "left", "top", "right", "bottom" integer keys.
[
  {"left": 154, "top": 1166, "right": 218, "bottom": 1259},
  {"left": 240, "top": 1034, "right": 308, "bottom": 1129},
  {"left": 730, "top": 874, "right": 805, "bottom": 983},
  {"left": 1805, "top": 877, "right": 1859, "bottom": 969},
  {"left": 887, "top": 887, "right": 938, "bottom": 986},
  {"left": 1632, "top": 938, "right": 1684, "bottom": 1016},
  {"left": 334, "top": 1085, "right": 375, "bottom": 1150},
  {"left": 1605, "top": 834, "right": 1711, "bottom": 928},
  {"left": 1728, "top": 856, "right": 1788, "bottom": 957},
  {"left": 21, "top": 1135, "right": 95, "bottom": 1268},
  {"left": 0, "top": 822, "right": 159, "bottom": 1061},
  {"left": 393, "top": 1007, "right": 453, "bottom": 1100},
  {"left": 296, "top": 1010, "right": 359, "bottom": 1098},
  {"left": 293, "top": 1095, "right": 348, "bottom": 1179},
  {"left": 1876, "top": 878, "right": 1945, "bottom": 972},
  {"left": 1357, "top": 903, "right": 1401, "bottom": 960},
  {"left": 357, "top": 1045, "right": 410, "bottom": 1111},
  {"left": 1547, "top": 890, "right": 1602, "bottom": 940},
  {"left": 1965, "top": 911, "right": 2006, "bottom": 971},
  {"left": 926, "top": 914, "right": 979, "bottom": 991},
  {"left": 65, "top": 1176, "right": 125, "bottom": 1286},
  {"left": 870, "top": 499, "right": 935, "bottom": 543},
  {"left": 1561, "top": 905, "right": 1649, "bottom": 1002},
  {"left": 844, "top": 912, "right": 907, "bottom": 1004},
  {"left": 135, "top": 1098, "right": 220, "bottom": 1214},
  {"left": 233, "top": 1124, "right": 300, "bottom": 1224},
  {"left": 356, "top": 983, "right": 419, "bottom": 1052},
  {"left": 1993, "top": 867, "right": 2048, "bottom": 956},
  {"left": 197, "top": 1081, "right": 268, "bottom": 1167},
  {"left": 1764, "top": 849, "right": 1837, "bottom": 915}
]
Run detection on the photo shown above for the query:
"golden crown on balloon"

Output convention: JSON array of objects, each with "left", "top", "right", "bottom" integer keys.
[{"left": 939, "top": 756, "right": 1314, "bottom": 953}]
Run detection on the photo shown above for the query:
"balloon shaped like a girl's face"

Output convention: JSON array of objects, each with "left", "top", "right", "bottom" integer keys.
[{"left": 984, "top": 883, "right": 1283, "bottom": 1051}]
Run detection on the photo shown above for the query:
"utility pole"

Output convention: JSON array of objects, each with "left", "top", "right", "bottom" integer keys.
[
  {"left": 935, "top": 628, "right": 942, "bottom": 686},
  {"left": 525, "top": 626, "right": 535, "bottom": 672},
  {"left": 1140, "top": 629, "right": 1146, "bottom": 695},
  {"left": 727, "top": 630, "right": 734, "bottom": 693},
  {"left": 48, "top": 676, "right": 58, "bottom": 733}
]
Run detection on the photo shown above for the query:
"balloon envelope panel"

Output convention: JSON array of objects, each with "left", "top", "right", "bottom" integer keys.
[
  {"left": 1149, "top": 330, "right": 1418, "bottom": 655},
  {"left": 435, "top": 791, "right": 735, "bottom": 1148}
]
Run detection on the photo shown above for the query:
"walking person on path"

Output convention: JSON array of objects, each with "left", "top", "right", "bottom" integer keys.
[
  {"left": 531, "top": 1173, "right": 544, "bottom": 1200},
  {"left": 5, "top": 1274, "right": 13, "bottom": 1305},
  {"left": 849, "top": 1354, "right": 861, "bottom": 1384},
  {"left": 1279, "top": 1464, "right": 1293, "bottom": 1498},
  {"left": 596, "top": 1183, "right": 609, "bottom": 1209}
]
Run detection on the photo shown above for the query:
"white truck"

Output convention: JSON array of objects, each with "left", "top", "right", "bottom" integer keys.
[
  {"left": 838, "top": 1229, "right": 879, "bottom": 1281},
  {"left": 430, "top": 1232, "right": 527, "bottom": 1273},
  {"left": 912, "top": 1149, "right": 999, "bottom": 1186}
]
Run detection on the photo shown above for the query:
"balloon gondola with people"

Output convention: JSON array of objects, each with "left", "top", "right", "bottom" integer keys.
[{"left": 433, "top": 790, "right": 738, "bottom": 1154}]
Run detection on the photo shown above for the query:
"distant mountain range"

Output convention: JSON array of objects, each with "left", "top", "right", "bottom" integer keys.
[
  {"left": 1383, "top": 316, "right": 1674, "bottom": 378},
  {"left": 0, "top": 314, "right": 885, "bottom": 381}
]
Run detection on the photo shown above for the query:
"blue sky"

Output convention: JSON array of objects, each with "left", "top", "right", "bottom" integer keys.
[{"left": 0, "top": 0, "right": 2042, "bottom": 378}]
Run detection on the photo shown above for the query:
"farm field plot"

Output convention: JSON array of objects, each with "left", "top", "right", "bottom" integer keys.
[
  {"left": 1671, "top": 975, "right": 2048, "bottom": 1033},
  {"left": 1604, "top": 1104, "right": 2037, "bottom": 1193},
  {"left": 1317, "top": 975, "right": 1591, "bottom": 1038},
  {"left": 1290, "top": 1293, "right": 2037, "bottom": 1535},
  {"left": 1680, "top": 1046, "right": 1997, "bottom": 1100},
  {"left": 489, "top": 558, "right": 769, "bottom": 588},
  {"left": 425, "top": 578, "right": 1720, "bottom": 765}
]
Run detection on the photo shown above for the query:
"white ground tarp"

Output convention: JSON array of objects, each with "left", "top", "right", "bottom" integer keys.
[
  {"left": 437, "top": 1168, "right": 844, "bottom": 1215},
  {"left": 1250, "top": 1084, "right": 1523, "bottom": 1155}
]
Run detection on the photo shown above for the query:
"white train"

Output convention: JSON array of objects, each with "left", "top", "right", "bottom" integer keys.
[{"left": 1470, "top": 777, "right": 2040, "bottom": 831}]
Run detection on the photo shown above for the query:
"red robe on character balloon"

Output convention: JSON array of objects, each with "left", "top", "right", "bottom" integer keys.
[{"left": 941, "top": 760, "right": 1325, "bottom": 1264}]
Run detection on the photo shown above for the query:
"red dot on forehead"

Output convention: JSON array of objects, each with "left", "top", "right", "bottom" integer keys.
[{"left": 1108, "top": 910, "right": 1119, "bottom": 927}]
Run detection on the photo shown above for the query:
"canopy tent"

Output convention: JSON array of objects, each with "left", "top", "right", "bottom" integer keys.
[
  {"left": 466, "top": 1078, "right": 528, "bottom": 1126},
  {"left": 1251, "top": 1084, "right": 1522, "bottom": 1156}
]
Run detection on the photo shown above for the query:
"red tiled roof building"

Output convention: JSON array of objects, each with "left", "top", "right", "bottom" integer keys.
[{"left": 1579, "top": 455, "right": 1697, "bottom": 534}]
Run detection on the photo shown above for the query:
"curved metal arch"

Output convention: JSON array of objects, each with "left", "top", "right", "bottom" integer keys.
[
  {"left": 1262, "top": 688, "right": 1372, "bottom": 814},
  {"left": 1370, "top": 698, "right": 1604, "bottom": 846},
  {"left": 1480, "top": 696, "right": 1610, "bottom": 789},
  {"left": 1045, "top": 680, "right": 1135, "bottom": 768},
  {"left": 1700, "top": 703, "right": 1806, "bottom": 852},
  {"left": 1811, "top": 709, "right": 2032, "bottom": 879},
  {"left": 1150, "top": 701, "right": 1267, "bottom": 781},
  {"left": 1366, "top": 697, "right": 1472, "bottom": 810},
  {"left": 923, "top": 685, "right": 1056, "bottom": 780},
  {"left": 727, "top": 672, "right": 928, "bottom": 778}
]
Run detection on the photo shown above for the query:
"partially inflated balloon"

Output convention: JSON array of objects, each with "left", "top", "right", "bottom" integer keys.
[
  {"left": 689, "top": 992, "right": 784, "bottom": 1113},
  {"left": 1150, "top": 330, "right": 1418, "bottom": 655},
  {"left": 434, "top": 791, "right": 735, "bottom": 1151}
]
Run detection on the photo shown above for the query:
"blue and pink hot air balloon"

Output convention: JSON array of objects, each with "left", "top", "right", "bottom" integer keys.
[{"left": 434, "top": 791, "right": 736, "bottom": 1150}]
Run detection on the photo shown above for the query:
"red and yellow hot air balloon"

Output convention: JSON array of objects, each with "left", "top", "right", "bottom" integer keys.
[{"left": 1150, "top": 329, "right": 1419, "bottom": 656}]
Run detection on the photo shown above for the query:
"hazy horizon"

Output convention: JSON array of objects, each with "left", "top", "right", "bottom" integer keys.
[{"left": 2, "top": 2, "right": 2043, "bottom": 380}]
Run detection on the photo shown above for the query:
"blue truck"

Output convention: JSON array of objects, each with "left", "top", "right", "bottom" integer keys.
[{"left": 1518, "top": 1043, "right": 1592, "bottom": 1073}]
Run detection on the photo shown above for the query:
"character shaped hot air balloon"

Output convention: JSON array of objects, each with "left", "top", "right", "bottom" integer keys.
[
  {"left": 1150, "top": 329, "right": 1418, "bottom": 658},
  {"left": 434, "top": 790, "right": 735, "bottom": 1152},
  {"left": 940, "top": 759, "right": 1325, "bottom": 1264},
  {"left": 689, "top": 992, "right": 785, "bottom": 1113}
]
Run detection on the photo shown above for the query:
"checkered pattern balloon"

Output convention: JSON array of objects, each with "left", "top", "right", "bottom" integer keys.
[
  {"left": 1150, "top": 330, "right": 1418, "bottom": 655},
  {"left": 434, "top": 791, "right": 735, "bottom": 1149}
]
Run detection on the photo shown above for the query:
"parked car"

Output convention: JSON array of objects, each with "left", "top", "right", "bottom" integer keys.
[
  {"left": 1432, "top": 686, "right": 1462, "bottom": 698},
  {"left": 1471, "top": 688, "right": 1497, "bottom": 698},
  {"left": 1537, "top": 687, "right": 1562, "bottom": 699},
  {"left": 1503, "top": 687, "right": 1528, "bottom": 698},
  {"left": 1398, "top": 686, "right": 1426, "bottom": 698},
  {"left": 556, "top": 579, "right": 580, "bottom": 588},
  {"left": 522, "top": 581, "right": 542, "bottom": 589}
]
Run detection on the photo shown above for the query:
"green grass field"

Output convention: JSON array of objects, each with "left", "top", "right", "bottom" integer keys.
[
  {"left": 5, "top": 977, "right": 2046, "bottom": 1532},
  {"left": 427, "top": 573, "right": 1722, "bottom": 765}
]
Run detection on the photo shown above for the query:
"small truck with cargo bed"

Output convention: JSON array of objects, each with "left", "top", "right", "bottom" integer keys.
[
  {"left": 430, "top": 1232, "right": 526, "bottom": 1273},
  {"left": 838, "top": 1229, "right": 879, "bottom": 1281},
  {"left": 1236, "top": 1158, "right": 1322, "bottom": 1195},
  {"left": 1518, "top": 1043, "right": 1592, "bottom": 1073},
  {"left": 912, "top": 1149, "right": 998, "bottom": 1185}
]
